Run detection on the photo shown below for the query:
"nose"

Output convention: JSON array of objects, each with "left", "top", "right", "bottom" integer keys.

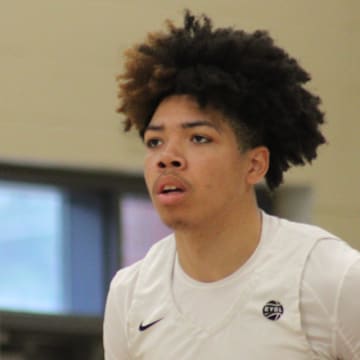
[{"left": 157, "top": 148, "right": 186, "bottom": 170}]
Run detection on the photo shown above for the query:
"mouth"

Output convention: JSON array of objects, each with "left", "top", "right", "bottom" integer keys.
[
  {"left": 160, "top": 185, "right": 185, "bottom": 194},
  {"left": 154, "top": 176, "right": 188, "bottom": 205}
]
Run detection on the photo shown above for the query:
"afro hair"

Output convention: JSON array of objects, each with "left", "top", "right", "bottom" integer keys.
[{"left": 116, "top": 10, "right": 326, "bottom": 190}]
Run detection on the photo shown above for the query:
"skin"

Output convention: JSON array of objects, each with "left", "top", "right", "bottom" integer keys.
[{"left": 143, "top": 95, "right": 269, "bottom": 282}]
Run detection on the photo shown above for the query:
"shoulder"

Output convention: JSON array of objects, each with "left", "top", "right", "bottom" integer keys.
[
  {"left": 303, "top": 237, "right": 360, "bottom": 304},
  {"left": 108, "top": 234, "right": 175, "bottom": 310},
  {"left": 262, "top": 212, "right": 341, "bottom": 257},
  {"left": 104, "top": 234, "right": 174, "bottom": 347},
  {"left": 275, "top": 213, "right": 360, "bottom": 292},
  {"left": 263, "top": 212, "right": 360, "bottom": 291},
  {"left": 275, "top": 214, "right": 339, "bottom": 242},
  {"left": 108, "top": 260, "right": 142, "bottom": 309},
  {"left": 301, "top": 238, "right": 360, "bottom": 358}
]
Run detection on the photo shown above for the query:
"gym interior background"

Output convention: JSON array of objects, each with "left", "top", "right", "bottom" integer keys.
[{"left": 0, "top": 1, "right": 359, "bottom": 359}]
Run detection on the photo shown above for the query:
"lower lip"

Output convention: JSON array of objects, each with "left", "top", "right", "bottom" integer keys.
[{"left": 156, "top": 192, "right": 186, "bottom": 205}]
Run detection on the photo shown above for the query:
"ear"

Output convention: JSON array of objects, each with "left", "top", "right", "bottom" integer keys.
[{"left": 246, "top": 146, "right": 270, "bottom": 185}]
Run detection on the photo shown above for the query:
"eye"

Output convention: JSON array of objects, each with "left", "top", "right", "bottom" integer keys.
[
  {"left": 145, "top": 138, "right": 163, "bottom": 148},
  {"left": 191, "top": 135, "right": 211, "bottom": 144}
]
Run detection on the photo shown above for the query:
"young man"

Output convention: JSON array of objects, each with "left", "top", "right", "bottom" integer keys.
[{"left": 104, "top": 11, "right": 360, "bottom": 359}]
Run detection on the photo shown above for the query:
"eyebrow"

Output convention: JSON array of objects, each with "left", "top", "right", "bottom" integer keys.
[{"left": 145, "top": 120, "right": 220, "bottom": 133}]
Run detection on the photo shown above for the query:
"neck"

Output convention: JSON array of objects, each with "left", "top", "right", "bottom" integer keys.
[{"left": 174, "top": 199, "right": 262, "bottom": 283}]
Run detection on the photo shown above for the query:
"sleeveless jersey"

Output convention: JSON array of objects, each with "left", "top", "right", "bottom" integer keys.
[{"left": 126, "top": 214, "right": 337, "bottom": 359}]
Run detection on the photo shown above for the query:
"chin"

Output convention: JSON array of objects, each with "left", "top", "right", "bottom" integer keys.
[{"left": 160, "top": 215, "right": 190, "bottom": 230}]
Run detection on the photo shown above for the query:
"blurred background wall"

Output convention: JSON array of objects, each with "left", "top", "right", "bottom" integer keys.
[{"left": 0, "top": 0, "right": 359, "bottom": 248}]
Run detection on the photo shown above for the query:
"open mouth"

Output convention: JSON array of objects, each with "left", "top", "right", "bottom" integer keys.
[
  {"left": 155, "top": 179, "right": 187, "bottom": 205},
  {"left": 161, "top": 185, "right": 184, "bottom": 194}
]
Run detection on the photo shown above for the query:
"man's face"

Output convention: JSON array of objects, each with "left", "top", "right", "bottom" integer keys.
[{"left": 143, "top": 95, "right": 261, "bottom": 230}]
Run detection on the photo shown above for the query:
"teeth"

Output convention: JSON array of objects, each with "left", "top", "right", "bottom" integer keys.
[{"left": 164, "top": 185, "right": 178, "bottom": 191}]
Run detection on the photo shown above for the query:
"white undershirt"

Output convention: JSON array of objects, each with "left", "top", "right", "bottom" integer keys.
[{"left": 173, "top": 227, "right": 360, "bottom": 359}]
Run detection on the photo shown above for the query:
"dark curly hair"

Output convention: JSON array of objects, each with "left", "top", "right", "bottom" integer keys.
[{"left": 117, "top": 10, "right": 326, "bottom": 190}]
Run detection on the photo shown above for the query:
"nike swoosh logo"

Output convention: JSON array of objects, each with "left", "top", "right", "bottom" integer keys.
[{"left": 138, "top": 318, "right": 163, "bottom": 331}]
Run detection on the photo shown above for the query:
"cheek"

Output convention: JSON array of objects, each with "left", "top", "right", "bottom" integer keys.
[
  {"left": 206, "top": 156, "right": 247, "bottom": 190},
  {"left": 199, "top": 160, "right": 232, "bottom": 192},
  {"left": 143, "top": 157, "right": 155, "bottom": 190}
]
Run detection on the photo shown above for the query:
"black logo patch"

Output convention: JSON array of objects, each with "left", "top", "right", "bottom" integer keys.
[
  {"left": 262, "top": 300, "right": 284, "bottom": 321},
  {"left": 139, "top": 318, "right": 163, "bottom": 331}
]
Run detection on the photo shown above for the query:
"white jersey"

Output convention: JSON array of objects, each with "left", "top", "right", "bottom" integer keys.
[{"left": 103, "top": 213, "right": 360, "bottom": 359}]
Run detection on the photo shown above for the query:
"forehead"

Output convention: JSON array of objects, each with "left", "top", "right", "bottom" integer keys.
[
  {"left": 148, "top": 95, "right": 225, "bottom": 128},
  {"left": 144, "top": 95, "right": 247, "bottom": 150}
]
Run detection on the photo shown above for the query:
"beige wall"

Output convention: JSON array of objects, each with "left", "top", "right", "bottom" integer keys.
[{"left": 0, "top": 0, "right": 359, "bottom": 248}]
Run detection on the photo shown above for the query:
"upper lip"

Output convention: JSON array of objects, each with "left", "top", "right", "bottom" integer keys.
[{"left": 154, "top": 174, "right": 188, "bottom": 195}]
